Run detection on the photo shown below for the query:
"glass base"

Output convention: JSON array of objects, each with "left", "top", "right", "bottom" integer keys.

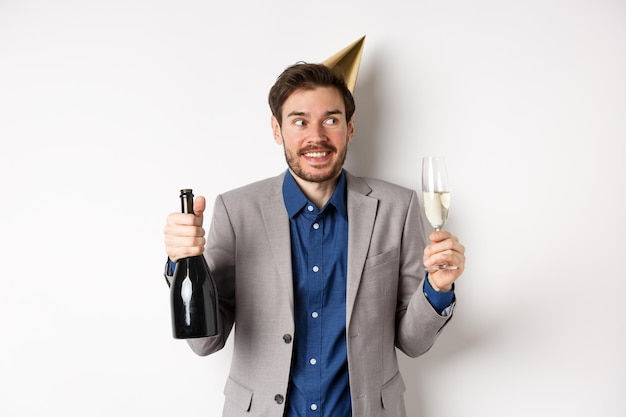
[{"left": 426, "top": 264, "right": 459, "bottom": 272}]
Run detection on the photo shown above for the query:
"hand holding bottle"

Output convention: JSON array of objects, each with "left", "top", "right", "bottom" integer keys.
[{"left": 164, "top": 195, "right": 207, "bottom": 262}]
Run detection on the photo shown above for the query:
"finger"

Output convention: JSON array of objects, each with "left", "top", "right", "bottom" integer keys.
[
  {"left": 166, "top": 245, "right": 205, "bottom": 262},
  {"left": 428, "top": 230, "right": 458, "bottom": 244},
  {"left": 194, "top": 196, "right": 206, "bottom": 219},
  {"left": 424, "top": 244, "right": 466, "bottom": 270},
  {"left": 164, "top": 233, "right": 206, "bottom": 250},
  {"left": 166, "top": 212, "right": 193, "bottom": 226},
  {"left": 425, "top": 238, "right": 463, "bottom": 258},
  {"left": 164, "top": 233, "right": 206, "bottom": 262},
  {"left": 425, "top": 250, "right": 460, "bottom": 269},
  {"left": 164, "top": 222, "right": 206, "bottom": 237}
]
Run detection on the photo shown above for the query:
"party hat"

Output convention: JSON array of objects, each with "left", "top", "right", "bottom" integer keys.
[{"left": 322, "top": 35, "right": 366, "bottom": 93}]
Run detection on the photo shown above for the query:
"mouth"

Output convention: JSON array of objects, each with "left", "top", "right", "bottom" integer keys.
[
  {"left": 303, "top": 151, "right": 329, "bottom": 158},
  {"left": 300, "top": 145, "right": 335, "bottom": 159}
]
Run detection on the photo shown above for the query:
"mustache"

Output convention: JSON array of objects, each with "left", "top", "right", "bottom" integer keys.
[{"left": 298, "top": 145, "right": 336, "bottom": 155}]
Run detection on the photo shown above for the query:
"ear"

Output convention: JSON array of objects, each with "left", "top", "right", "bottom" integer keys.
[
  {"left": 346, "top": 117, "right": 355, "bottom": 144},
  {"left": 271, "top": 116, "right": 283, "bottom": 145}
]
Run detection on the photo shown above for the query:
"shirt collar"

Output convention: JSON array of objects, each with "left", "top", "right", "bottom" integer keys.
[{"left": 282, "top": 169, "right": 348, "bottom": 219}]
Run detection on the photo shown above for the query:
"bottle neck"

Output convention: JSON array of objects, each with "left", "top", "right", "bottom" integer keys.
[{"left": 179, "top": 189, "right": 194, "bottom": 214}]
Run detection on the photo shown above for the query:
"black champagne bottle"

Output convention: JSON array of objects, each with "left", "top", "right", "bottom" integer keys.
[{"left": 170, "top": 189, "right": 219, "bottom": 339}]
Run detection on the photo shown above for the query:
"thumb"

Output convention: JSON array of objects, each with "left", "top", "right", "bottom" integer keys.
[
  {"left": 429, "top": 230, "right": 449, "bottom": 244},
  {"left": 194, "top": 196, "right": 206, "bottom": 222}
]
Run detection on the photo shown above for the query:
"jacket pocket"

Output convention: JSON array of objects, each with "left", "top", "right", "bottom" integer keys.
[
  {"left": 380, "top": 372, "right": 407, "bottom": 415},
  {"left": 224, "top": 376, "right": 253, "bottom": 412},
  {"left": 363, "top": 246, "right": 399, "bottom": 270}
]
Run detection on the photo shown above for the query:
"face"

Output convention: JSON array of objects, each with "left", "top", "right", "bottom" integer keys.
[{"left": 271, "top": 86, "right": 354, "bottom": 185}]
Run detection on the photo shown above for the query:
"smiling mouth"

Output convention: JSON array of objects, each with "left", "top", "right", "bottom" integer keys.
[{"left": 303, "top": 151, "right": 329, "bottom": 158}]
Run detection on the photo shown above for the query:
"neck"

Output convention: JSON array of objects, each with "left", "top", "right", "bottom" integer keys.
[{"left": 289, "top": 169, "right": 340, "bottom": 210}]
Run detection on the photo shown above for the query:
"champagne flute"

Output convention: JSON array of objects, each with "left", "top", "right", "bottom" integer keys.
[{"left": 422, "top": 156, "right": 458, "bottom": 271}]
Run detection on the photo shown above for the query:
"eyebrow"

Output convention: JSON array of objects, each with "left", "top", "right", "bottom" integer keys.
[{"left": 286, "top": 109, "right": 344, "bottom": 118}]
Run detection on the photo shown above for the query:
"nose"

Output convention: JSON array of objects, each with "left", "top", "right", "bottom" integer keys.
[{"left": 308, "top": 123, "right": 328, "bottom": 143}]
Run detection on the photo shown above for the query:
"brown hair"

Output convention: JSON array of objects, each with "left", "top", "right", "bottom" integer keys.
[{"left": 268, "top": 62, "right": 356, "bottom": 126}]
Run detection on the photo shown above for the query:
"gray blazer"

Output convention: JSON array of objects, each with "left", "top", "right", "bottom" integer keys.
[{"left": 186, "top": 170, "right": 454, "bottom": 417}]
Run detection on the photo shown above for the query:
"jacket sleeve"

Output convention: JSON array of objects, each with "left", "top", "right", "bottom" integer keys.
[
  {"left": 186, "top": 194, "right": 237, "bottom": 356},
  {"left": 394, "top": 190, "right": 455, "bottom": 358}
]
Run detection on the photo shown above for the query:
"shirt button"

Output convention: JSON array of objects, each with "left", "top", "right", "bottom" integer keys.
[
  {"left": 274, "top": 394, "right": 284, "bottom": 404},
  {"left": 312, "top": 266, "right": 319, "bottom": 273},
  {"left": 309, "top": 358, "right": 317, "bottom": 365},
  {"left": 307, "top": 205, "right": 314, "bottom": 212},
  {"left": 313, "top": 223, "right": 320, "bottom": 230},
  {"left": 282, "top": 334, "right": 292, "bottom": 343},
  {"left": 311, "top": 403, "right": 318, "bottom": 411},
  {"left": 311, "top": 311, "right": 319, "bottom": 318}
]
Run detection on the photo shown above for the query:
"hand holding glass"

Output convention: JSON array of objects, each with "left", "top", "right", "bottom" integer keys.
[{"left": 422, "top": 156, "right": 458, "bottom": 271}]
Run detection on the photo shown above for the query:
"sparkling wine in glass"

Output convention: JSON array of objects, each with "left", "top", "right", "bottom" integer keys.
[{"left": 422, "top": 156, "right": 458, "bottom": 271}]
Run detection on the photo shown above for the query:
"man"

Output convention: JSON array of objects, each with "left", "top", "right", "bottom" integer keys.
[{"left": 163, "top": 62, "right": 466, "bottom": 417}]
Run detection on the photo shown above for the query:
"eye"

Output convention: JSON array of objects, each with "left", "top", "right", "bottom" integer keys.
[
  {"left": 294, "top": 119, "right": 306, "bottom": 127},
  {"left": 324, "top": 117, "right": 338, "bottom": 126}
]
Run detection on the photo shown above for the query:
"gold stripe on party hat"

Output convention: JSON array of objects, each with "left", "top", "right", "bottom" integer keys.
[{"left": 322, "top": 35, "right": 366, "bottom": 93}]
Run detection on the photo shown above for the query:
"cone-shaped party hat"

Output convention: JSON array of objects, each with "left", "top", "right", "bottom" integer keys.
[{"left": 322, "top": 35, "right": 366, "bottom": 93}]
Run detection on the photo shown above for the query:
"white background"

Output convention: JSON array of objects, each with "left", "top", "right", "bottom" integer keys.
[{"left": 1, "top": 0, "right": 625, "bottom": 416}]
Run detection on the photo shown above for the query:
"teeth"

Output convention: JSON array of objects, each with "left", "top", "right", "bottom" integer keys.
[{"left": 304, "top": 152, "right": 327, "bottom": 158}]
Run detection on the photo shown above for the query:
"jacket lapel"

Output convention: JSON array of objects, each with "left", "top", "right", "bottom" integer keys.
[
  {"left": 260, "top": 172, "right": 295, "bottom": 316},
  {"left": 344, "top": 171, "right": 378, "bottom": 327}
]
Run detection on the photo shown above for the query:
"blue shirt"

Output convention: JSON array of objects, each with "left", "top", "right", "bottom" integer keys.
[{"left": 283, "top": 170, "right": 351, "bottom": 417}]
